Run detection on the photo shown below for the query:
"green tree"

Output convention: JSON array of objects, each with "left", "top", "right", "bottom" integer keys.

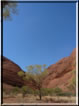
[
  {"left": 18, "top": 64, "right": 48, "bottom": 100},
  {"left": 2, "top": 0, "right": 17, "bottom": 20}
]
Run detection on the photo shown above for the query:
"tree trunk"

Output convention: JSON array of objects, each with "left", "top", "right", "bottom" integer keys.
[
  {"left": 23, "top": 93, "right": 25, "bottom": 98},
  {"left": 39, "top": 89, "right": 42, "bottom": 100}
]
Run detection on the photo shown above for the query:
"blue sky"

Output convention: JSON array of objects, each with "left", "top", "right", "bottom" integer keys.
[{"left": 3, "top": 3, "right": 76, "bottom": 71}]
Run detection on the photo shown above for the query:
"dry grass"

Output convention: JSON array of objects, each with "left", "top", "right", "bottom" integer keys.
[
  {"left": 43, "top": 96, "right": 76, "bottom": 103},
  {"left": 3, "top": 94, "right": 76, "bottom": 103}
]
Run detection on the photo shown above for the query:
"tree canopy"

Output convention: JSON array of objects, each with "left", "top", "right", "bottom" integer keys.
[
  {"left": 2, "top": 0, "right": 17, "bottom": 20},
  {"left": 18, "top": 64, "right": 48, "bottom": 100}
]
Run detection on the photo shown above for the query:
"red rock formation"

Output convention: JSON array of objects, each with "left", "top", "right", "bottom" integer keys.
[
  {"left": 3, "top": 56, "right": 38, "bottom": 89},
  {"left": 3, "top": 56, "right": 25, "bottom": 87},
  {"left": 43, "top": 48, "right": 76, "bottom": 91},
  {"left": 3, "top": 48, "right": 76, "bottom": 92}
]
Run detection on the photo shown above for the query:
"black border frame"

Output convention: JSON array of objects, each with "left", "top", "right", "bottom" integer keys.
[{"left": 1, "top": 0, "right": 78, "bottom": 105}]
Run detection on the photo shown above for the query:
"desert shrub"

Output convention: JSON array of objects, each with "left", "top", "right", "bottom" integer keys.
[
  {"left": 24, "top": 87, "right": 75, "bottom": 97},
  {"left": 26, "top": 87, "right": 34, "bottom": 94},
  {"left": 53, "top": 87, "right": 62, "bottom": 93},
  {"left": 21, "top": 86, "right": 28, "bottom": 97},
  {"left": 42, "top": 88, "right": 55, "bottom": 96},
  {"left": 48, "top": 88, "right": 58, "bottom": 96},
  {"left": 68, "top": 75, "right": 76, "bottom": 96},
  {"left": 40, "top": 88, "right": 48, "bottom": 96},
  {"left": 34, "top": 87, "right": 63, "bottom": 96},
  {"left": 34, "top": 88, "right": 61, "bottom": 96},
  {"left": 33, "top": 89, "right": 39, "bottom": 96},
  {"left": 12, "top": 86, "right": 20, "bottom": 95},
  {"left": 50, "top": 87, "right": 62, "bottom": 96},
  {"left": 21, "top": 86, "right": 35, "bottom": 97},
  {"left": 33, "top": 88, "right": 53, "bottom": 96},
  {"left": 57, "top": 91, "right": 73, "bottom": 96},
  {"left": 51, "top": 87, "right": 74, "bottom": 97},
  {"left": 68, "top": 70, "right": 76, "bottom": 92},
  {"left": 68, "top": 78, "right": 76, "bottom": 90},
  {"left": 42, "top": 88, "right": 50, "bottom": 96},
  {"left": 45, "top": 87, "right": 73, "bottom": 97}
]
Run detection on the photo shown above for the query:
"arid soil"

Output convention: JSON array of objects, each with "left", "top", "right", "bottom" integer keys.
[{"left": 3, "top": 95, "right": 76, "bottom": 103}]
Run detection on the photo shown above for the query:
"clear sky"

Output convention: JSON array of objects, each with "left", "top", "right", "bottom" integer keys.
[{"left": 3, "top": 3, "right": 76, "bottom": 71}]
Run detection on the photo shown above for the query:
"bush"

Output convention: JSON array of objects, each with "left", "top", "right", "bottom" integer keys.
[
  {"left": 33, "top": 89, "right": 39, "bottom": 96},
  {"left": 33, "top": 87, "right": 63, "bottom": 96},
  {"left": 21, "top": 86, "right": 35, "bottom": 97},
  {"left": 57, "top": 91, "right": 73, "bottom": 96},
  {"left": 41, "top": 88, "right": 49, "bottom": 96},
  {"left": 26, "top": 87, "right": 35, "bottom": 94},
  {"left": 34, "top": 88, "right": 58, "bottom": 96},
  {"left": 53, "top": 87, "right": 62, "bottom": 94},
  {"left": 21, "top": 86, "right": 28, "bottom": 97},
  {"left": 12, "top": 86, "right": 20, "bottom": 95},
  {"left": 35, "top": 87, "right": 75, "bottom": 97},
  {"left": 40, "top": 87, "right": 74, "bottom": 97}
]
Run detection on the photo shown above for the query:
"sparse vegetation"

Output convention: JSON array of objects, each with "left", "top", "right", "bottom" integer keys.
[
  {"left": 20, "top": 86, "right": 35, "bottom": 97},
  {"left": 3, "top": 94, "right": 76, "bottom": 103},
  {"left": 12, "top": 86, "right": 20, "bottom": 95},
  {"left": 18, "top": 64, "right": 48, "bottom": 100},
  {"left": 17, "top": 65, "right": 76, "bottom": 102},
  {"left": 3, "top": 65, "right": 76, "bottom": 103},
  {"left": 67, "top": 69, "right": 76, "bottom": 95}
]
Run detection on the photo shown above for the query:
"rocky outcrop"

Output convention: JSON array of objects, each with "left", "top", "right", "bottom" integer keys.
[
  {"left": 3, "top": 56, "right": 38, "bottom": 90},
  {"left": 3, "top": 56, "right": 25, "bottom": 87},
  {"left": 43, "top": 48, "right": 76, "bottom": 91},
  {"left": 3, "top": 48, "right": 76, "bottom": 92}
]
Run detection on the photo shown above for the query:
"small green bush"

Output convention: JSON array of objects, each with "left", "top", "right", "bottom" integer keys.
[
  {"left": 57, "top": 91, "right": 72, "bottom": 96},
  {"left": 21, "top": 86, "right": 28, "bottom": 97},
  {"left": 40, "top": 87, "right": 74, "bottom": 97},
  {"left": 21, "top": 86, "right": 35, "bottom": 97},
  {"left": 12, "top": 86, "right": 20, "bottom": 95},
  {"left": 53, "top": 87, "right": 62, "bottom": 94}
]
